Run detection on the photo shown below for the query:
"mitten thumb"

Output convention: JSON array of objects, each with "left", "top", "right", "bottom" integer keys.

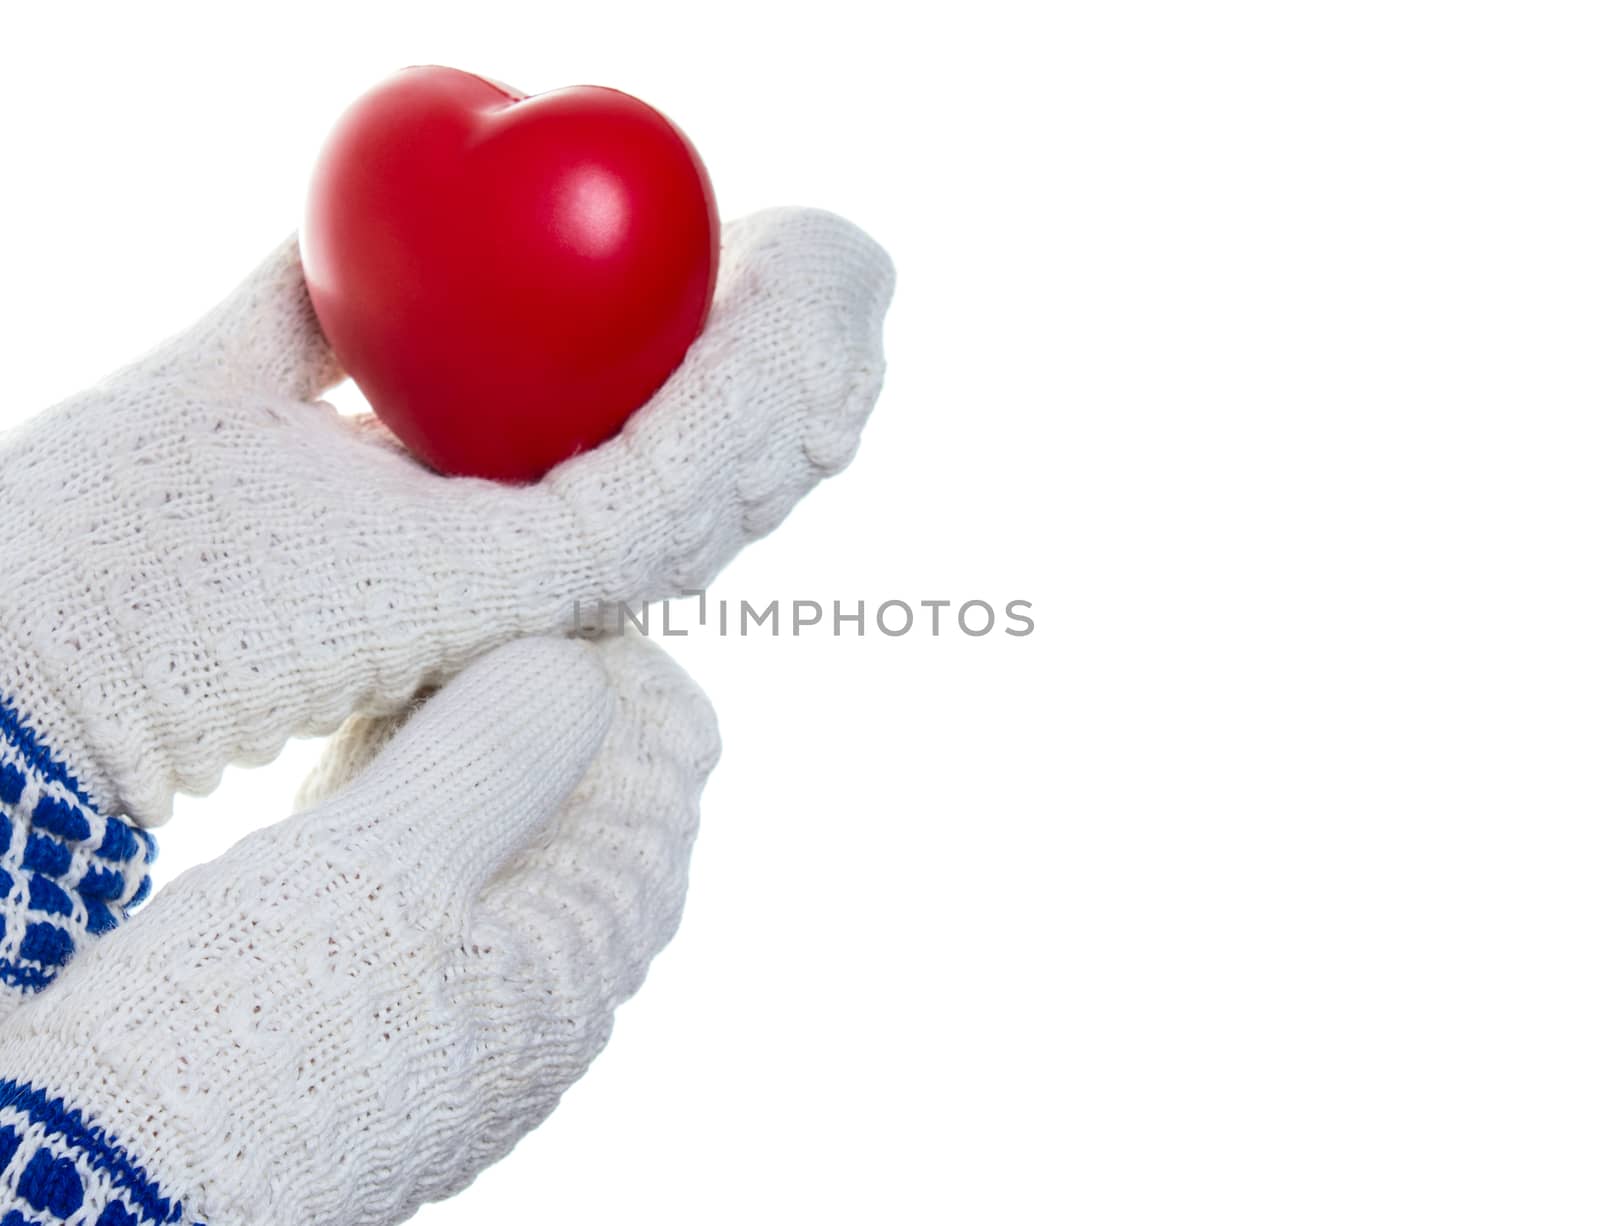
[
  {"left": 142, "top": 236, "right": 343, "bottom": 400},
  {"left": 298, "top": 637, "right": 614, "bottom": 911}
]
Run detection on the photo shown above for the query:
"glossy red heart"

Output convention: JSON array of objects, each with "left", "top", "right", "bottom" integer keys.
[{"left": 301, "top": 67, "right": 719, "bottom": 482}]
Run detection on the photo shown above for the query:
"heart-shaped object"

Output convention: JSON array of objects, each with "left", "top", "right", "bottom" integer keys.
[{"left": 302, "top": 67, "right": 719, "bottom": 481}]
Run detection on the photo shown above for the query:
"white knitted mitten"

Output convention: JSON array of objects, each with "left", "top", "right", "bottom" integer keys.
[
  {"left": 0, "top": 205, "right": 887, "bottom": 998},
  {"left": 0, "top": 206, "right": 887, "bottom": 823},
  {"left": 0, "top": 631, "right": 718, "bottom": 1226}
]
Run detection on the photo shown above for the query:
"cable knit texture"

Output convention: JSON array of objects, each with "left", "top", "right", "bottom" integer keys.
[
  {"left": 0, "top": 632, "right": 719, "bottom": 1225},
  {"left": 0, "top": 206, "right": 891, "bottom": 823}
]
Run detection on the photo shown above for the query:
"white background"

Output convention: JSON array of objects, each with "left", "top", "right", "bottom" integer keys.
[{"left": 2, "top": 1, "right": 1598, "bottom": 1222}]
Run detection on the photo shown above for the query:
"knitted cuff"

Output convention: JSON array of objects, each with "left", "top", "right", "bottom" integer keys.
[
  {"left": 0, "top": 1080, "right": 190, "bottom": 1226},
  {"left": 0, "top": 691, "right": 154, "bottom": 1000}
]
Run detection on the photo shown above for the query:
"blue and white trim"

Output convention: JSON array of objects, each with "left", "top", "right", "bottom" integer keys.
[
  {"left": 0, "top": 696, "right": 154, "bottom": 995},
  {"left": 0, "top": 1081, "right": 199, "bottom": 1226}
]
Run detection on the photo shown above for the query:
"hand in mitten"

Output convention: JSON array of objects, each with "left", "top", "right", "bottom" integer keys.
[
  {"left": 0, "top": 631, "right": 718, "bottom": 1226},
  {"left": 0, "top": 207, "right": 891, "bottom": 1000}
]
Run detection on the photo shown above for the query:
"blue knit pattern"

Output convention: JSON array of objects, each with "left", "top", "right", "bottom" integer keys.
[
  {"left": 0, "top": 1080, "right": 201, "bottom": 1226},
  {"left": 0, "top": 696, "right": 154, "bottom": 996}
]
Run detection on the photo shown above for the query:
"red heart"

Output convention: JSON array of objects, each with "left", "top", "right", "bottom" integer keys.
[{"left": 301, "top": 67, "right": 719, "bottom": 482}]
